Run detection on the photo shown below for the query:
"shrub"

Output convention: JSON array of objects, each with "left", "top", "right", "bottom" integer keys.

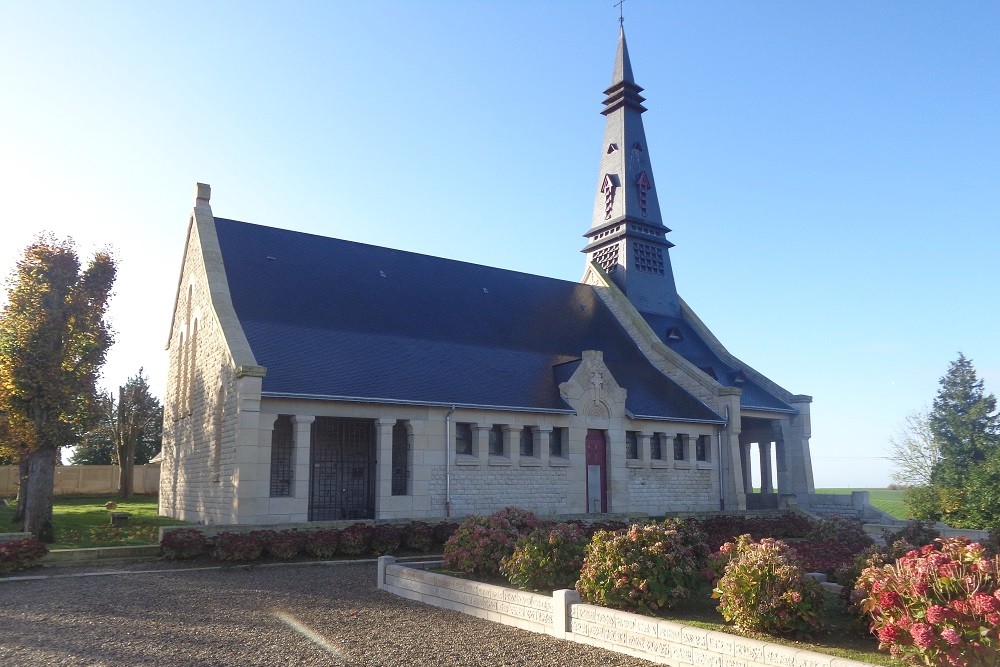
[
  {"left": 304, "top": 528, "right": 341, "bottom": 559},
  {"left": 371, "top": 523, "right": 402, "bottom": 555},
  {"left": 264, "top": 530, "right": 306, "bottom": 560},
  {"left": 807, "top": 515, "right": 874, "bottom": 553},
  {"left": 857, "top": 537, "right": 1000, "bottom": 666},
  {"left": 339, "top": 523, "right": 374, "bottom": 556},
  {"left": 501, "top": 522, "right": 588, "bottom": 591},
  {"left": 986, "top": 528, "right": 1000, "bottom": 558},
  {"left": 443, "top": 508, "right": 541, "bottom": 576},
  {"left": 882, "top": 520, "right": 941, "bottom": 549},
  {"left": 160, "top": 528, "right": 208, "bottom": 560},
  {"left": 402, "top": 521, "right": 434, "bottom": 552},
  {"left": 212, "top": 531, "right": 265, "bottom": 562},
  {"left": 577, "top": 519, "right": 709, "bottom": 614},
  {"left": 0, "top": 537, "right": 48, "bottom": 575},
  {"left": 713, "top": 534, "right": 824, "bottom": 636},
  {"left": 432, "top": 521, "right": 460, "bottom": 547}
]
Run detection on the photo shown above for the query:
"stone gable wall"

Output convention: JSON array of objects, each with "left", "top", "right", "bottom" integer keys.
[{"left": 159, "top": 212, "right": 242, "bottom": 525}]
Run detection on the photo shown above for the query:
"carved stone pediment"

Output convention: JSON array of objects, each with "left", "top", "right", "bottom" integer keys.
[{"left": 558, "top": 350, "right": 627, "bottom": 419}]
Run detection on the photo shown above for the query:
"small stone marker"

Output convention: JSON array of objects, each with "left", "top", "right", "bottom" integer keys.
[{"left": 110, "top": 512, "right": 130, "bottom": 526}]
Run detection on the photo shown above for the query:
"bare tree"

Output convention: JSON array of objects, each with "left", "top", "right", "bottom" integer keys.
[
  {"left": 95, "top": 369, "right": 161, "bottom": 499},
  {"left": 888, "top": 409, "right": 939, "bottom": 487}
]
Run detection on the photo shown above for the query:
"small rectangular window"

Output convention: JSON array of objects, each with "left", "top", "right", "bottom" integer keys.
[
  {"left": 455, "top": 422, "right": 473, "bottom": 456},
  {"left": 520, "top": 426, "right": 535, "bottom": 457},
  {"left": 696, "top": 435, "right": 709, "bottom": 462},
  {"left": 489, "top": 424, "right": 505, "bottom": 456},
  {"left": 673, "top": 435, "right": 686, "bottom": 461},
  {"left": 269, "top": 415, "right": 294, "bottom": 497},
  {"left": 392, "top": 421, "right": 409, "bottom": 495},
  {"left": 550, "top": 427, "right": 566, "bottom": 458},
  {"left": 626, "top": 431, "right": 639, "bottom": 460},
  {"left": 650, "top": 433, "right": 663, "bottom": 460}
]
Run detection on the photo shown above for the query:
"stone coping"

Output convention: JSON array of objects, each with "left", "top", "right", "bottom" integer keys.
[
  {"left": 378, "top": 558, "right": 878, "bottom": 667},
  {"left": 0, "top": 532, "right": 32, "bottom": 543},
  {"left": 41, "top": 544, "right": 163, "bottom": 565}
]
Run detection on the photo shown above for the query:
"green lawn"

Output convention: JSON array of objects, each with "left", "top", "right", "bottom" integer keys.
[
  {"left": 0, "top": 495, "right": 187, "bottom": 550},
  {"left": 815, "top": 488, "right": 909, "bottom": 520}
]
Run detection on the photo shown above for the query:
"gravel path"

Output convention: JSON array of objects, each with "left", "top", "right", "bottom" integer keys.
[{"left": 0, "top": 561, "right": 656, "bottom": 666}]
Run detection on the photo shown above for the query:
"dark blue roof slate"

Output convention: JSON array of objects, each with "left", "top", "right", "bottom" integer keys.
[
  {"left": 213, "top": 218, "right": 722, "bottom": 422},
  {"left": 639, "top": 312, "right": 794, "bottom": 413}
]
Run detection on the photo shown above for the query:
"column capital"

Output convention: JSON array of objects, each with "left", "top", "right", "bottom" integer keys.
[{"left": 292, "top": 415, "right": 316, "bottom": 425}]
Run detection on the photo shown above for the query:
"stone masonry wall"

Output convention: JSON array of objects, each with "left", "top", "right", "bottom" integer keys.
[
  {"left": 378, "top": 559, "right": 877, "bottom": 667},
  {"left": 159, "top": 212, "right": 241, "bottom": 525}
]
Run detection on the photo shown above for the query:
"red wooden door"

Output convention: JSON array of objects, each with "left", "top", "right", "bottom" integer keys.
[{"left": 585, "top": 429, "right": 607, "bottom": 513}]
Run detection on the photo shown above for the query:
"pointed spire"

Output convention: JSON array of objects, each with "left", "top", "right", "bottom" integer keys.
[
  {"left": 611, "top": 27, "right": 636, "bottom": 86},
  {"left": 582, "top": 26, "right": 680, "bottom": 317}
]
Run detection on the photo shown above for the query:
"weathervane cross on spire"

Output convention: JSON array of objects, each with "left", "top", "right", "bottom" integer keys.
[{"left": 614, "top": 0, "right": 625, "bottom": 26}]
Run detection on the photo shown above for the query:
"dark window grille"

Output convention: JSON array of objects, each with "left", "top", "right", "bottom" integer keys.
[
  {"left": 309, "top": 417, "right": 375, "bottom": 520},
  {"left": 391, "top": 421, "right": 409, "bottom": 496},
  {"left": 696, "top": 435, "right": 708, "bottom": 462},
  {"left": 626, "top": 431, "right": 639, "bottom": 460},
  {"left": 456, "top": 422, "right": 473, "bottom": 455},
  {"left": 520, "top": 427, "right": 535, "bottom": 457},
  {"left": 269, "top": 415, "right": 294, "bottom": 497},
  {"left": 489, "top": 424, "right": 504, "bottom": 456},
  {"left": 650, "top": 433, "right": 662, "bottom": 460},
  {"left": 550, "top": 427, "right": 565, "bottom": 458},
  {"left": 673, "top": 435, "right": 686, "bottom": 461}
]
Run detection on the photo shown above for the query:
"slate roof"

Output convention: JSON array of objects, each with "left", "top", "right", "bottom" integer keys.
[
  {"left": 639, "top": 312, "right": 794, "bottom": 413},
  {"left": 213, "top": 218, "right": 723, "bottom": 423}
]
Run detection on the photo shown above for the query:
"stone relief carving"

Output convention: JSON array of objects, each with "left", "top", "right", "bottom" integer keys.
[{"left": 558, "top": 349, "right": 627, "bottom": 419}]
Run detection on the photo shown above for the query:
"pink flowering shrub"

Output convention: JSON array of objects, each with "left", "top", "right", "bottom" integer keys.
[
  {"left": 713, "top": 534, "right": 824, "bottom": 636},
  {"left": 262, "top": 530, "right": 306, "bottom": 560},
  {"left": 212, "top": 531, "right": 265, "bottom": 562},
  {"left": 443, "top": 508, "right": 541, "bottom": 576},
  {"left": 500, "top": 522, "right": 588, "bottom": 591},
  {"left": 339, "top": 523, "right": 374, "bottom": 556},
  {"left": 371, "top": 523, "right": 402, "bottom": 555},
  {"left": 402, "top": 521, "right": 434, "bottom": 553},
  {"left": 304, "top": 528, "right": 341, "bottom": 559},
  {"left": 577, "top": 519, "right": 709, "bottom": 613},
  {"left": 160, "top": 528, "right": 208, "bottom": 560},
  {"left": 856, "top": 537, "right": 1000, "bottom": 666},
  {"left": 0, "top": 537, "right": 48, "bottom": 575}
]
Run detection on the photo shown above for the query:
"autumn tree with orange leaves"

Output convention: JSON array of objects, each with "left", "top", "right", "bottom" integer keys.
[{"left": 0, "top": 236, "right": 115, "bottom": 541}]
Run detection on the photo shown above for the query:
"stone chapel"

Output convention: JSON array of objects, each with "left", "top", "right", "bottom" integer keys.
[{"left": 158, "top": 28, "right": 816, "bottom": 525}]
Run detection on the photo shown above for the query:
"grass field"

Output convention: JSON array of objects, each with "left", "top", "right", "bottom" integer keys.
[
  {"left": 816, "top": 488, "right": 909, "bottom": 520},
  {"left": 0, "top": 495, "right": 187, "bottom": 549}
]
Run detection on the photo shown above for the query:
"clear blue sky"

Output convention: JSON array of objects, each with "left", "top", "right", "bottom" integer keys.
[{"left": 1, "top": 1, "right": 997, "bottom": 487}]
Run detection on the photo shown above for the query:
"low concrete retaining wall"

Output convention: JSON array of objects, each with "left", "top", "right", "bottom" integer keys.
[
  {"left": 0, "top": 464, "right": 160, "bottom": 497},
  {"left": 377, "top": 557, "right": 876, "bottom": 667}
]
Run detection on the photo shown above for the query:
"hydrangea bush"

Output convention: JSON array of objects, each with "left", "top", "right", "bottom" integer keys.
[
  {"left": 0, "top": 537, "right": 48, "bottom": 575},
  {"left": 713, "top": 534, "right": 824, "bottom": 636},
  {"left": 262, "top": 529, "right": 306, "bottom": 559},
  {"left": 577, "top": 519, "right": 709, "bottom": 613},
  {"left": 443, "top": 508, "right": 541, "bottom": 576},
  {"left": 402, "top": 521, "right": 434, "bottom": 553},
  {"left": 371, "top": 523, "right": 401, "bottom": 555},
  {"left": 304, "top": 528, "right": 341, "bottom": 559},
  {"left": 500, "top": 522, "right": 588, "bottom": 591},
  {"left": 212, "top": 531, "right": 265, "bottom": 562},
  {"left": 856, "top": 537, "right": 1000, "bottom": 666},
  {"left": 339, "top": 523, "right": 374, "bottom": 556},
  {"left": 160, "top": 528, "right": 208, "bottom": 560}
]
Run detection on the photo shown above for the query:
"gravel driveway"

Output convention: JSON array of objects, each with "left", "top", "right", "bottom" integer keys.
[{"left": 1, "top": 561, "right": 655, "bottom": 666}]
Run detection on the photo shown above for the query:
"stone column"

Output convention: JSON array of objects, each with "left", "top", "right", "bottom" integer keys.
[
  {"left": 474, "top": 424, "right": 490, "bottom": 459},
  {"left": 780, "top": 395, "right": 815, "bottom": 495},
  {"left": 537, "top": 428, "right": 552, "bottom": 464},
  {"left": 719, "top": 388, "right": 746, "bottom": 510},
  {"left": 759, "top": 441, "right": 773, "bottom": 494},
  {"left": 292, "top": 415, "right": 315, "bottom": 502},
  {"left": 634, "top": 432, "right": 649, "bottom": 464},
  {"left": 739, "top": 440, "right": 752, "bottom": 494},
  {"left": 374, "top": 418, "right": 397, "bottom": 517},
  {"left": 503, "top": 425, "right": 519, "bottom": 465}
]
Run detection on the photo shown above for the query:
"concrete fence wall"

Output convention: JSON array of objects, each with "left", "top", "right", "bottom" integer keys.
[
  {"left": 378, "top": 558, "right": 876, "bottom": 667},
  {"left": 0, "top": 465, "right": 160, "bottom": 497}
]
